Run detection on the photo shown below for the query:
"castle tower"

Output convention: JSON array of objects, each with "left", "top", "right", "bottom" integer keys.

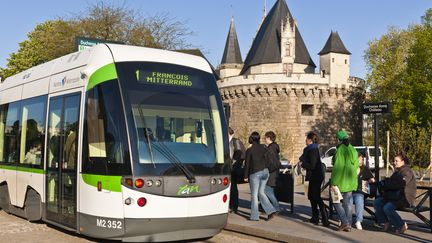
[
  {"left": 240, "top": 0, "right": 315, "bottom": 75},
  {"left": 218, "top": 17, "right": 243, "bottom": 79},
  {"left": 319, "top": 31, "right": 351, "bottom": 86}
]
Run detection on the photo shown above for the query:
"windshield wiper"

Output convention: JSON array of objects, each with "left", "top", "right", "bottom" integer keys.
[
  {"left": 137, "top": 105, "right": 195, "bottom": 183},
  {"left": 152, "top": 140, "right": 196, "bottom": 183}
]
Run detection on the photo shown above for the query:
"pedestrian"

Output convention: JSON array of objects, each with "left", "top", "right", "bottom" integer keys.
[
  {"left": 244, "top": 131, "right": 277, "bottom": 221},
  {"left": 264, "top": 131, "right": 281, "bottom": 213},
  {"left": 228, "top": 127, "right": 246, "bottom": 213},
  {"left": 300, "top": 131, "right": 329, "bottom": 226},
  {"left": 374, "top": 152, "right": 416, "bottom": 234},
  {"left": 353, "top": 152, "right": 375, "bottom": 230},
  {"left": 330, "top": 130, "right": 359, "bottom": 232}
]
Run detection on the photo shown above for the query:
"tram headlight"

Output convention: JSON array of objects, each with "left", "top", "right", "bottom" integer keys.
[
  {"left": 125, "top": 197, "right": 133, "bottom": 205},
  {"left": 217, "top": 178, "right": 222, "bottom": 185},
  {"left": 146, "top": 180, "right": 153, "bottom": 187},
  {"left": 211, "top": 178, "right": 217, "bottom": 185},
  {"left": 135, "top": 179, "right": 144, "bottom": 188},
  {"left": 155, "top": 180, "right": 162, "bottom": 187},
  {"left": 223, "top": 177, "right": 229, "bottom": 186}
]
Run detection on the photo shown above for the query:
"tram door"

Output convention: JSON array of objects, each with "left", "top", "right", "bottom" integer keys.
[{"left": 45, "top": 93, "right": 80, "bottom": 228}]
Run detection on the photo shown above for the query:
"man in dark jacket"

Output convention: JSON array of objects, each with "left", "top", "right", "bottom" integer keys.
[
  {"left": 264, "top": 131, "right": 281, "bottom": 213},
  {"left": 300, "top": 131, "right": 329, "bottom": 226},
  {"left": 374, "top": 153, "right": 416, "bottom": 234},
  {"left": 228, "top": 127, "right": 246, "bottom": 213}
]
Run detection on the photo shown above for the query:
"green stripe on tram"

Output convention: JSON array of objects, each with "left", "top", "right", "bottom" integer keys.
[
  {"left": 81, "top": 174, "right": 122, "bottom": 192},
  {"left": 0, "top": 165, "right": 46, "bottom": 174},
  {"left": 87, "top": 63, "right": 118, "bottom": 91}
]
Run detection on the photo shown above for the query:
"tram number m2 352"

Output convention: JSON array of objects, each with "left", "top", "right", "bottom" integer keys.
[{"left": 96, "top": 218, "right": 122, "bottom": 229}]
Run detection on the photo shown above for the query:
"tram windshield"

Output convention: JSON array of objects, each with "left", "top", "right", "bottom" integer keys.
[{"left": 116, "top": 62, "right": 227, "bottom": 175}]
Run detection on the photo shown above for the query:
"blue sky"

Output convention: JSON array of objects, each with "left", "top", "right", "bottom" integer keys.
[{"left": 0, "top": 0, "right": 430, "bottom": 79}]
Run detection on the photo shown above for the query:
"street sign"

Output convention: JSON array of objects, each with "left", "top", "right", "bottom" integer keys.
[
  {"left": 362, "top": 102, "right": 390, "bottom": 114},
  {"left": 75, "top": 37, "right": 123, "bottom": 51}
]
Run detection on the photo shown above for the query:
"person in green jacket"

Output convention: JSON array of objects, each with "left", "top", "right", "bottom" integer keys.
[{"left": 330, "top": 130, "right": 359, "bottom": 232}]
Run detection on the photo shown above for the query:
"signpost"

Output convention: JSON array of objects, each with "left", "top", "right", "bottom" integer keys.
[
  {"left": 75, "top": 37, "right": 123, "bottom": 51},
  {"left": 362, "top": 102, "right": 391, "bottom": 181}
]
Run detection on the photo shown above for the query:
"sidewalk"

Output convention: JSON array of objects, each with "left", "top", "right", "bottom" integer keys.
[{"left": 225, "top": 183, "right": 432, "bottom": 243}]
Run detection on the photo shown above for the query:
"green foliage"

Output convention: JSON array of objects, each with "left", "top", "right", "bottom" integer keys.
[
  {"left": 0, "top": 2, "right": 192, "bottom": 79},
  {"left": 421, "top": 8, "right": 432, "bottom": 27},
  {"left": 1, "top": 20, "right": 77, "bottom": 78},
  {"left": 388, "top": 122, "right": 430, "bottom": 169},
  {"left": 364, "top": 8, "right": 432, "bottom": 168}
]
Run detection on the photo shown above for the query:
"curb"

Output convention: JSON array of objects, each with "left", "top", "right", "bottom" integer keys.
[{"left": 224, "top": 223, "right": 323, "bottom": 243}]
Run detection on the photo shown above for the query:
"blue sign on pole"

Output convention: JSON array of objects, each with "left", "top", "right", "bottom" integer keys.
[{"left": 75, "top": 37, "right": 123, "bottom": 51}]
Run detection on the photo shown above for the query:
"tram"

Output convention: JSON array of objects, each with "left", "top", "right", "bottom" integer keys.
[{"left": 0, "top": 44, "right": 230, "bottom": 242}]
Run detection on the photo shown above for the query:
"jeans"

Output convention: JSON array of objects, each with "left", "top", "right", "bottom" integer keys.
[
  {"left": 333, "top": 191, "right": 353, "bottom": 226},
  {"left": 249, "top": 168, "right": 276, "bottom": 220},
  {"left": 373, "top": 196, "right": 404, "bottom": 229},
  {"left": 353, "top": 192, "right": 364, "bottom": 223},
  {"left": 265, "top": 185, "right": 280, "bottom": 212}
]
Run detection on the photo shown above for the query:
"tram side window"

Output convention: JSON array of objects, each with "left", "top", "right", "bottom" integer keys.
[
  {"left": 19, "top": 96, "right": 47, "bottom": 167},
  {"left": 82, "top": 80, "right": 131, "bottom": 175},
  {"left": 0, "top": 102, "right": 21, "bottom": 164}
]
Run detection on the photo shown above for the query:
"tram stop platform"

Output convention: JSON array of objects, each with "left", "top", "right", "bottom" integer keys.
[{"left": 225, "top": 183, "right": 432, "bottom": 243}]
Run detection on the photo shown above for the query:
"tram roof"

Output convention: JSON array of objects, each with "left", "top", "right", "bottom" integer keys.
[{"left": 0, "top": 44, "right": 213, "bottom": 93}]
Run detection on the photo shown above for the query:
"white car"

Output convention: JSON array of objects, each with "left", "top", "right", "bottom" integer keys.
[{"left": 321, "top": 146, "right": 384, "bottom": 171}]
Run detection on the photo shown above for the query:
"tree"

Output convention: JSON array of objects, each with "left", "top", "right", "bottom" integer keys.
[
  {"left": 0, "top": 20, "right": 78, "bottom": 78},
  {"left": 0, "top": 2, "right": 193, "bottom": 79},
  {"left": 364, "top": 8, "right": 432, "bottom": 169},
  {"left": 421, "top": 8, "right": 432, "bottom": 27}
]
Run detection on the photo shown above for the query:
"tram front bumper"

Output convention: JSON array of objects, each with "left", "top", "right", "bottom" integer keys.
[{"left": 121, "top": 213, "right": 228, "bottom": 242}]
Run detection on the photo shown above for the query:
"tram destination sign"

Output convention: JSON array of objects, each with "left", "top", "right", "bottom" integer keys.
[{"left": 362, "top": 102, "right": 391, "bottom": 114}]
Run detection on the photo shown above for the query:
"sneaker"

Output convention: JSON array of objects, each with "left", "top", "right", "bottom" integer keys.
[
  {"left": 265, "top": 212, "right": 276, "bottom": 221},
  {"left": 304, "top": 217, "right": 319, "bottom": 225},
  {"left": 396, "top": 223, "right": 408, "bottom": 234},
  {"left": 355, "top": 221, "right": 363, "bottom": 230},
  {"left": 343, "top": 226, "right": 352, "bottom": 232},
  {"left": 338, "top": 224, "right": 350, "bottom": 232}
]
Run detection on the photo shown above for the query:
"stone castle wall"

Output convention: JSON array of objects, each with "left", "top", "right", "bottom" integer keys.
[{"left": 219, "top": 81, "right": 364, "bottom": 162}]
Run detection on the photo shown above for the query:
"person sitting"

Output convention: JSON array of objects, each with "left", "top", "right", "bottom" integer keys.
[
  {"left": 24, "top": 141, "right": 42, "bottom": 165},
  {"left": 373, "top": 152, "right": 416, "bottom": 234}
]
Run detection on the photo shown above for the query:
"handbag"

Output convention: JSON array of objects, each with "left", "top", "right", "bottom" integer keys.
[{"left": 330, "top": 185, "right": 343, "bottom": 203}]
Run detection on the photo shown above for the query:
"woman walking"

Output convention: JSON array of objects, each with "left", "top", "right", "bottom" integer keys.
[
  {"left": 264, "top": 131, "right": 281, "bottom": 213},
  {"left": 300, "top": 131, "right": 329, "bottom": 226},
  {"left": 244, "top": 131, "right": 277, "bottom": 221}
]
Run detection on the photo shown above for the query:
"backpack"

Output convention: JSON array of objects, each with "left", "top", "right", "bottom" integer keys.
[{"left": 265, "top": 148, "right": 281, "bottom": 173}]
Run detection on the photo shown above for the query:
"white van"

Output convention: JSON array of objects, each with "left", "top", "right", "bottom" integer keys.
[{"left": 321, "top": 146, "right": 384, "bottom": 171}]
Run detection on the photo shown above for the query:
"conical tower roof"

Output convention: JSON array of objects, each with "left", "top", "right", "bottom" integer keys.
[
  {"left": 318, "top": 31, "right": 351, "bottom": 55},
  {"left": 240, "top": 0, "right": 315, "bottom": 74},
  {"left": 221, "top": 17, "right": 243, "bottom": 65}
]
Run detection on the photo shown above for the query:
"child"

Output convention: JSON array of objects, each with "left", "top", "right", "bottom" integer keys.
[{"left": 352, "top": 152, "right": 375, "bottom": 230}]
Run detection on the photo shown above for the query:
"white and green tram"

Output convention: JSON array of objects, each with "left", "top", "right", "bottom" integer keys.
[{"left": 0, "top": 44, "right": 230, "bottom": 242}]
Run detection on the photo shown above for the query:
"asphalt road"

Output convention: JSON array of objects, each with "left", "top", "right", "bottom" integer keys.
[{"left": 0, "top": 210, "right": 275, "bottom": 243}]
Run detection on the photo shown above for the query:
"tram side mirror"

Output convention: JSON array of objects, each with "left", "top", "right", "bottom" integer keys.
[{"left": 195, "top": 121, "right": 203, "bottom": 138}]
